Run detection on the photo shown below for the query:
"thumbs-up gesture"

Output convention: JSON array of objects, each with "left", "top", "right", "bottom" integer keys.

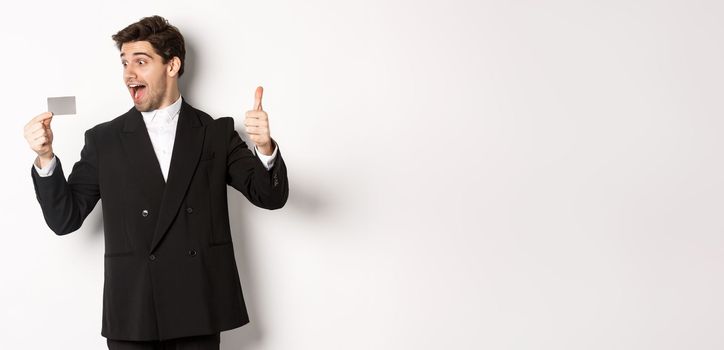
[
  {"left": 244, "top": 86, "right": 275, "bottom": 155},
  {"left": 24, "top": 112, "right": 55, "bottom": 167}
]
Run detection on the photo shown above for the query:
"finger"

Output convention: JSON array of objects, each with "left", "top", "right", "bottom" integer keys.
[
  {"left": 33, "top": 132, "right": 49, "bottom": 143},
  {"left": 244, "top": 119, "right": 258, "bottom": 127},
  {"left": 25, "top": 112, "right": 52, "bottom": 130},
  {"left": 245, "top": 111, "right": 269, "bottom": 120},
  {"left": 26, "top": 122, "right": 45, "bottom": 134},
  {"left": 32, "top": 112, "right": 53, "bottom": 122},
  {"left": 244, "top": 118, "right": 268, "bottom": 127},
  {"left": 32, "top": 136, "right": 49, "bottom": 146},
  {"left": 254, "top": 86, "right": 264, "bottom": 111},
  {"left": 249, "top": 134, "right": 268, "bottom": 143},
  {"left": 43, "top": 116, "right": 53, "bottom": 129},
  {"left": 28, "top": 131, "right": 47, "bottom": 145},
  {"left": 30, "top": 128, "right": 47, "bottom": 139},
  {"left": 245, "top": 126, "right": 268, "bottom": 135},
  {"left": 29, "top": 112, "right": 53, "bottom": 125}
]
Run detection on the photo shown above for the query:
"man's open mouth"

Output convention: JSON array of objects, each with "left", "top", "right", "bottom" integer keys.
[{"left": 128, "top": 83, "right": 147, "bottom": 101}]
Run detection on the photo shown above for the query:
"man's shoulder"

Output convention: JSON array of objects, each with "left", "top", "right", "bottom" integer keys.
[
  {"left": 85, "top": 108, "right": 134, "bottom": 136},
  {"left": 184, "top": 103, "right": 224, "bottom": 126},
  {"left": 184, "top": 103, "right": 234, "bottom": 130}
]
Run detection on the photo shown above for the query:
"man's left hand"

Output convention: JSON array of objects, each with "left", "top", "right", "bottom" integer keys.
[{"left": 244, "top": 86, "right": 275, "bottom": 155}]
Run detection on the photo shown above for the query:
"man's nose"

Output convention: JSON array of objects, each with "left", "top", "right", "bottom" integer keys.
[{"left": 124, "top": 67, "right": 137, "bottom": 80}]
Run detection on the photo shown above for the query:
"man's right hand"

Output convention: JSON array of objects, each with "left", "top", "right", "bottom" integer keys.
[{"left": 24, "top": 112, "right": 55, "bottom": 168}]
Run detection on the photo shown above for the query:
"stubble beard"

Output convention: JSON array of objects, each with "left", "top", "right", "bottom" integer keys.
[{"left": 136, "top": 86, "right": 165, "bottom": 112}]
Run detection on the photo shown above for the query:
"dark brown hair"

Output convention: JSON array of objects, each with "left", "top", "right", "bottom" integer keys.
[{"left": 112, "top": 15, "right": 186, "bottom": 77}]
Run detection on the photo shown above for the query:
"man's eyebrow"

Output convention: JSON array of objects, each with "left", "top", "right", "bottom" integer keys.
[{"left": 119, "top": 52, "right": 153, "bottom": 59}]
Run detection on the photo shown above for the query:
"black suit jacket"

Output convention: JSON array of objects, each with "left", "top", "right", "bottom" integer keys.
[{"left": 31, "top": 101, "right": 289, "bottom": 341}]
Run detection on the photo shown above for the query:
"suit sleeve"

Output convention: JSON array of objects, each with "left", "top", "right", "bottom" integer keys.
[
  {"left": 30, "top": 129, "right": 101, "bottom": 235},
  {"left": 225, "top": 118, "right": 288, "bottom": 210}
]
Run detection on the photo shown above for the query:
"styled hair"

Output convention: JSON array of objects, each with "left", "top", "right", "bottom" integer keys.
[{"left": 112, "top": 15, "right": 186, "bottom": 77}]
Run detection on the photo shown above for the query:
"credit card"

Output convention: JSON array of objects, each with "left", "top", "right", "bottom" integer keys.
[{"left": 47, "top": 96, "right": 76, "bottom": 115}]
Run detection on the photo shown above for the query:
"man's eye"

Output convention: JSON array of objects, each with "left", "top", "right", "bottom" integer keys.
[{"left": 139, "top": 60, "right": 146, "bottom": 65}]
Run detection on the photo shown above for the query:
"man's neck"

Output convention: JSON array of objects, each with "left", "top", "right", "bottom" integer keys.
[{"left": 157, "top": 86, "right": 181, "bottom": 110}]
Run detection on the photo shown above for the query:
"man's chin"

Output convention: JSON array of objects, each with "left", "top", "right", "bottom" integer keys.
[
  {"left": 133, "top": 101, "right": 151, "bottom": 112},
  {"left": 133, "top": 95, "right": 161, "bottom": 112}
]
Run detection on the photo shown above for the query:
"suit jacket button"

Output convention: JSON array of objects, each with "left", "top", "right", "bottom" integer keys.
[
  {"left": 186, "top": 207, "right": 193, "bottom": 214},
  {"left": 149, "top": 254, "right": 156, "bottom": 261},
  {"left": 188, "top": 249, "right": 197, "bottom": 257},
  {"left": 141, "top": 209, "right": 149, "bottom": 217}
]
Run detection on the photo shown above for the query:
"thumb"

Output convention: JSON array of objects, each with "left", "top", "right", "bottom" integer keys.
[
  {"left": 43, "top": 112, "right": 53, "bottom": 129},
  {"left": 254, "top": 86, "right": 264, "bottom": 111}
]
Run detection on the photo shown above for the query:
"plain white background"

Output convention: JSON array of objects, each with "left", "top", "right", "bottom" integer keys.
[{"left": 2, "top": 0, "right": 724, "bottom": 348}]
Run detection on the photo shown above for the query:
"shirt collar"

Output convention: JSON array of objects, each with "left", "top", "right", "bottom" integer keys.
[{"left": 141, "top": 95, "right": 183, "bottom": 124}]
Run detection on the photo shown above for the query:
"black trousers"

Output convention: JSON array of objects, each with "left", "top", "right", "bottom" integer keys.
[{"left": 106, "top": 333, "right": 221, "bottom": 350}]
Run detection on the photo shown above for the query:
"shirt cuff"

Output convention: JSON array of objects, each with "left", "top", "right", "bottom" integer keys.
[
  {"left": 255, "top": 142, "right": 278, "bottom": 171},
  {"left": 34, "top": 155, "right": 57, "bottom": 177}
]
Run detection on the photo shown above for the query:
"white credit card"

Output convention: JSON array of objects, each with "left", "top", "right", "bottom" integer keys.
[{"left": 47, "top": 96, "right": 76, "bottom": 115}]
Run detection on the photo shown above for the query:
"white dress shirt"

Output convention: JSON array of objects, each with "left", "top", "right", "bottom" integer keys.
[{"left": 34, "top": 96, "right": 278, "bottom": 180}]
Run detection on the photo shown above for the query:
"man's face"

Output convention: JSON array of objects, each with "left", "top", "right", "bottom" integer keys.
[{"left": 120, "top": 41, "right": 173, "bottom": 112}]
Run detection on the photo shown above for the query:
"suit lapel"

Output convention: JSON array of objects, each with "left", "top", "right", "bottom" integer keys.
[
  {"left": 150, "top": 101, "right": 206, "bottom": 252},
  {"left": 120, "top": 108, "right": 166, "bottom": 191}
]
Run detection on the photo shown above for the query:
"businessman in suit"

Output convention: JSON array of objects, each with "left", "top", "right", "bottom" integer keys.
[{"left": 23, "top": 15, "right": 288, "bottom": 349}]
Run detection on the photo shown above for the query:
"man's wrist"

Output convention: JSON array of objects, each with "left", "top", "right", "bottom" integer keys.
[
  {"left": 35, "top": 152, "right": 55, "bottom": 169},
  {"left": 256, "top": 142, "right": 275, "bottom": 156}
]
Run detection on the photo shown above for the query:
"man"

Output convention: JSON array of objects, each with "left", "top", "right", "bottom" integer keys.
[{"left": 23, "top": 15, "right": 288, "bottom": 350}]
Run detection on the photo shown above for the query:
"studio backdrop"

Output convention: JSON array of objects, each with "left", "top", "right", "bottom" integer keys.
[{"left": 2, "top": 0, "right": 723, "bottom": 349}]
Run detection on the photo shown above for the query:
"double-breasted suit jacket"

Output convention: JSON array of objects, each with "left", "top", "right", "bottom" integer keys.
[{"left": 30, "top": 101, "right": 289, "bottom": 341}]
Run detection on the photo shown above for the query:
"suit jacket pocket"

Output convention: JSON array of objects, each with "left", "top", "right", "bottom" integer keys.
[{"left": 103, "top": 215, "right": 134, "bottom": 257}]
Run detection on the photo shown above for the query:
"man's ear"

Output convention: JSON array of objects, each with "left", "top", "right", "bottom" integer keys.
[{"left": 167, "top": 57, "right": 182, "bottom": 77}]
